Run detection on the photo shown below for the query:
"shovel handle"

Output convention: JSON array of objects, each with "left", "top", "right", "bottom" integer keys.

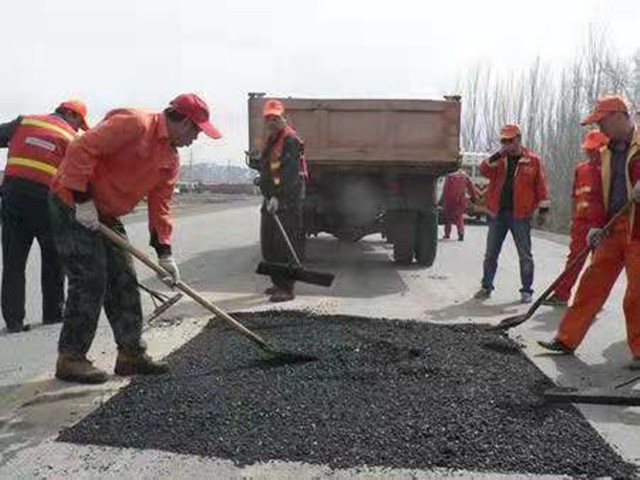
[
  {"left": 494, "top": 200, "right": 633, "bottom": 331},
  {"left": 98, "top": 224, "right": 270, "bottom": 350},
  {"left": 272, "top": 212, "right": 302, "bottom": 266}
]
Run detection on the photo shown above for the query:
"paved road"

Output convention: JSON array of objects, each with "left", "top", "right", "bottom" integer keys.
[{"left": 0, "top": 199, "right": 638, "bottom": 479}]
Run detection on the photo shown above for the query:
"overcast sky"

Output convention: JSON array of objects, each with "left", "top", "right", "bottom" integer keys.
[{"left": 0, "top": 0, "right": 637, "bottom": 166}]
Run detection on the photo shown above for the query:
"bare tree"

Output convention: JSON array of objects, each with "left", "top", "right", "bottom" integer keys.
[{"left": 458, "top": 28, "right": 639, "bottom": 232}]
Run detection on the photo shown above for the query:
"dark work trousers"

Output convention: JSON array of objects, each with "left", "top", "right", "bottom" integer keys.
[
  {"left": 49, "top": 195, "right": 145, "bottom": 356},
  {"left": 1, "top": 182, "right": 64, "bottom": 329},
  {"left": 260, "top": 205, "right": 305, "bottom": 293}
]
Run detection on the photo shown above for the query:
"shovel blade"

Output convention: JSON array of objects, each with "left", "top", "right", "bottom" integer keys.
[
  {"left": 256, "top": 261, "right": 335, "bottom": 287},
  {"left": 486, "top": 314, "right": 528, "bottom": 331}
]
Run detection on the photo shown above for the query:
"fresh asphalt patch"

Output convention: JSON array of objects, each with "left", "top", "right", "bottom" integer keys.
[{"left": 58, "top": 311, "right": 637, "bottom": 478}]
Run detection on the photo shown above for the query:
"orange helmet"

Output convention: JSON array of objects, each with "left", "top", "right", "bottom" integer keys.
[
  {"left": 499, "top": 124, "right": 521, "bottom": 140},
  {"left": 58, "top": 99, "right": 90, "bottom": 131},
  {"left": 262, "top": 99, "right": 285, "bottom": 117}
]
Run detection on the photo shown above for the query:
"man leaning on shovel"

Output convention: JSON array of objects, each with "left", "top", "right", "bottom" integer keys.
[
  {"left": 49, "top": 93, "right": 222, "bottom": 384},
  {"left": 258, "top": 99, "right": 305, "bottom": 303},
  {"left": 539, "top": 95, "right": 640, "bottom": 371}
]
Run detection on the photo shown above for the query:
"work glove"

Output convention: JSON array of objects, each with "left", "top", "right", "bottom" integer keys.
[
  {"left": 75, "top": 201, "right": 100, "bottom": 231},
  {"left": 587, "top": 228, "right": 605, "bottom": 249},
  {"left": 266, "top": 196, "right": 279, "bottom": 214},
  {"left": 633, "top": 181, "right": 640, "bottom": 202},
  {"left": 535, "top": 211, "right": 548, "bottom": 227},
  {"left": 158, "top": 255, "right": 180, "bottom": 286}
]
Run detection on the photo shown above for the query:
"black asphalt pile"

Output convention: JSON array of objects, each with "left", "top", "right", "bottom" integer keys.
[{"left": 59, "top": 311, "right": 637, "bottom": 478}]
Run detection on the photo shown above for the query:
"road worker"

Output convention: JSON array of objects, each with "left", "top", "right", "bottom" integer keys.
[
  {"left": 474, "top": 124, "right": 550, "bottom": 303},
  {"left": 539, "top": 95, "right": 640, "bottom": 371},
  {"left": 49, "top": 93, "right": 222, "bottom": 384},
  {"left": 258, "top": 99, "right": 305, "bottom": 303},
  {"left": 542, "top": 130, "right": 609, "bottom": 307},
  {"left": 440, "top": 168, "right": 477, "bottom": 241},
  {"left": 0, "top": 100, "right": 89, "bottom": 333}
]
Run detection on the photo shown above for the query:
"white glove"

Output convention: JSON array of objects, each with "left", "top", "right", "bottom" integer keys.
[
  {"left": 266, "top": 196, "right": 279, "bottom": 214},
  {"left": 158, "top": 255, "right": 180, "bottom": 285},
  {"left": 587, "top": 228, "right": 605, "bottom": 248},
  {"left": 633, "top": 181, "right": 640, "bottom": 202},
  {"left": 75, "top": 201, "right": 100, "bottom": 230}
]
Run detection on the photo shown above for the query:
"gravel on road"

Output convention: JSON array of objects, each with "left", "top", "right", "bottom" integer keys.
[{"left": 59, "top": 311, "right": 638, "bottom": 479}]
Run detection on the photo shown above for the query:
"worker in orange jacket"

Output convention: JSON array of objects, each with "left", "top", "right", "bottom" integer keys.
[
  {"left": 539, "top": 95, "right": 640, "bottom": 371},
  {"left": 0, "top": 100, "right": 89, "bottom": 333},
  {"left": 542, "top": 130, "right": 610, "bottom": 307},
  {"left": 49, "top": 93, "right": 222, "bottom": 384},
  {"left": 474, "top": 124, "right": 550, "bottom": 303},
  {"left": 441, "top": 169, "right": 477, "bottom": 241}
]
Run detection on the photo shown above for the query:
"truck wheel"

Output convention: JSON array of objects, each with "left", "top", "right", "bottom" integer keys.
[
  {"left": 390, "top": 211, "right": 415, "bottom": 265},
  {"left": 415, "top": 209, "right": 437, "bottom": 267}
]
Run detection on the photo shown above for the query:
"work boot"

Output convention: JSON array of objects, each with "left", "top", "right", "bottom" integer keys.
[
  {"left": 442, "top": 235, "right": 450, "bottom": 240},
  {"left": 628, "top": 357, "right": 640, "bottom": 370},
  {"left": 537, "top": 339, "right": 574, "bottom": 355},
  {"left": 269, "top": 290, "right": 295, "bottom": 303},
  {"left": 458, "top": 233, "right": 464, "bottom": 242},
  {"left": 520, "top": 292, "right": 533, "bottom": 304},
  {"left": 541, "top": 295, "right": 568, "bottom": 307},
  {"left": 6, "top": 324, "right": 31, "bottom": 334},
  {"left": 56, "top": 353, "right": 109, "bottom": 384},
  {"left": 264, "top": 286, "right": 279, "bottom": 295},
  {"left": 115, "top": 351, "right": 169, "bottom": 376},
  {"left": 473, "top": 288, "right": 491, "bottom": 300}
]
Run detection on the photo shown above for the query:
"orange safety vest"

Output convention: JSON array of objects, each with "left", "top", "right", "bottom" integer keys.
[
  {"left": 4, "top": 114, "right": 77, "bottom": 187},
  {"left": 266, "top": 125, "right": 305, "bottom": 186}
]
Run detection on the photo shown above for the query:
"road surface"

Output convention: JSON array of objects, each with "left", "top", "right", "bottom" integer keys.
[{"left": 0, "top": 197, "right": 638, "bottom": 479}]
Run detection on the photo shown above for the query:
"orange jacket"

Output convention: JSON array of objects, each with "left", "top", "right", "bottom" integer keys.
[
  {"left": 572, "top": 160, "right": 606, "bottom": 226},
  {"left": 52, "top": 109, "right": 179, "bottom": 244},
  {"left": 442, "top": 170, "right": 477, "bottom": 210},
  {"left": 480, "top": 147, "right": 550, "bottom": 219},
  {"left": 5, "top": 114, "right": 77, "bottom": 186}
]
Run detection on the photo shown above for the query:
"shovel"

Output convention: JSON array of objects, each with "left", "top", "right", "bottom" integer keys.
[
  {"left": 135, "top": 282, "right": 183, "bottom": 324},
  {"left": 99, "top": 224, "right": 317, "bottom": 364},
  {"left": 256, "top": 211, "right": 335, "bottom": 287},
  {"left": 488, "top": 200, "right": 632, "bottom": 332}
]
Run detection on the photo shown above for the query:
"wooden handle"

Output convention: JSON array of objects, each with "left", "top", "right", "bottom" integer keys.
[
  {"left": 272, "top": 212, "right": 302, "bottom": 266},
  {"left": 98, "top": 224, "right": 270, "bottom": 349}
]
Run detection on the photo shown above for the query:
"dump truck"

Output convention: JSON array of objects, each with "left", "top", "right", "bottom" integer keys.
[{"left": 247, "top": 93, "right": 461, "bottom": 266}]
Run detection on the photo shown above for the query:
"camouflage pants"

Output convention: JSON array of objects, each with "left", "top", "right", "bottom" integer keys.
[{"left": 49, "top": 195, "right": 144, "bottom": 356}]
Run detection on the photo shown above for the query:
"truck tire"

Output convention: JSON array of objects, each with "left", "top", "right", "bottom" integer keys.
[
  {"left": 415, "top": 209, "right": 437, "bottom": 267},
  {"left": 390, "top": 211, "right": 415, "bottom": 265}
]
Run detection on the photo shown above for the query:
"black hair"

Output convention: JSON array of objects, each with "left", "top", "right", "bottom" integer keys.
[{"left": 164, "top": 107, "right": 187, "bottom": 122}]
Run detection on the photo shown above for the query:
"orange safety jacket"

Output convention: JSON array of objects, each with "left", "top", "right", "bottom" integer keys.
[
  {"left": 4, "top": 115, "right": 76, "bottom": 186},
  {"left": 52, "top": 109, "right": 179, "bottom": 245},
  {"left": 583, "top": 129, "right": 640, "bottom": 238},
  {"left": 572, "top": 160, "right": 606, "bottom": 225},
  {"left": 480, "top": 147, "right": 550, "bottom": 219}
]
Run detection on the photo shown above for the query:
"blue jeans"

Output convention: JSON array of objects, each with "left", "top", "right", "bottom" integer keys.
[{"left": 481, "top": 212, "right": 533, "bottom": 294}]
